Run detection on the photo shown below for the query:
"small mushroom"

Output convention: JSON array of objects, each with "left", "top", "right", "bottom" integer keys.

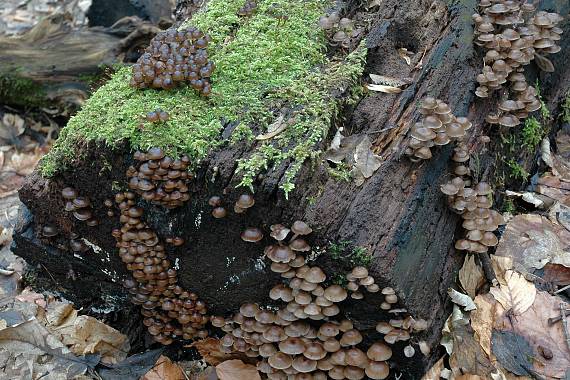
[{"left": 241, "top": 227, "right": 264, "bottom": 243}]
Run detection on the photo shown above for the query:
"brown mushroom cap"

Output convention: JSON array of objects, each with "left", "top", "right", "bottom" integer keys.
[
  {"left": 291, "top": 221, "right": 312, "bottom": 236},
  {"left": 340, "top": 329, "right": 363, "bottom": 347},
  {"left": 319, "top": 322, "right": 340, "bottom": 337},
  {"left": 292, "top": 356, "right": 317, "bottom": 373},
  {"left": 267, "top": 245, "right": 296, "bottom": 263},
  {"left": 367, "top": 342, "right": 392, "bottom": 361},
  {"left": 61, "top": 187, "right": 77, "bottom": 200},
  {"left": 345, "top": 347, "right": 368, "bottom": 367},
  {"left": 279, "top": 337, "right": 306, "bottom": 355},
  {"left": 303, "top": 342, "right": 327, "bottom": 360},
  {"left": 236, "top": 194, "right": 255, "bottom": 209},
  {"left": 324, "top": 285, "right": 348, "bottom": 303},
  {"left": 290, "top": 239, "right": 311, "bottom": 252},
  {"left": 268, "top": 352, "right": 293, "bottom": 370},
  {"left": 305, "top": 267, "right": 326, "bottom": 283},
  {"left": 365, "top": 361, "right": 390, "bottom": 379},
  {"left": 241, "top": 227, "right": 264, "bottom": 242}
]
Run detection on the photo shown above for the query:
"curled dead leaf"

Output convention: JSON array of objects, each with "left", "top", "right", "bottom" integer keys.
[
  {"left": 448, "top": 288, "right": 477, "bottom": 311},
  {"left": 489, "top": 270, "right": 536, "bottom": 316},
  {"left": 215, "top": 359, "right": 260, "bottom": 380},
  {"left": 366, "top": 83, "right": 402, "bottom": 94}
]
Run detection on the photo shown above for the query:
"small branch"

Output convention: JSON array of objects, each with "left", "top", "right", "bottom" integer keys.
[{"left": 479, "top": 253, "right": 497, "bottom": 286}]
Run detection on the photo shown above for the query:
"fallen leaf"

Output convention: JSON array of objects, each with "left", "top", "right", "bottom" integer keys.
[
  {"left": 448, "top": 288, "right": 477, "bottom": 311},
  {"left": 47, "top": 311, "right": 130, "bottom": 364},
  {"left": 495, "top": 214, "right": 570, "bottom": 271},
  {"left": 490, "top": 255, "right": 513, "bottom": 287},
  {"left": 421, "top": 356, "right": 447, "bottom": 380},
  {"left": 542, "top": 263, "right": 570, "bottom": 286},
  {"left": 215, "top": 359, "right": 260, "bottom": 380},
  {"left": 353, "top": 136, "right": 382, "bottom": 178},
  {"left": 188, "top": 338, "right": 250, "bottom": 366},
  {"left": 142, "top": 355, "right": 185, "bottom": 380},
  {"left": 324, "top": 135, "right": 360, "bottom": 164},
  {"left": 505, "top": 190, "right": 544, "bottom": 208},
  {"left": 368, "top": 74, "right": 410, "bottom": 87},
  {"left": 534, "top": 53, "right": 554, "bottom": 72},
  {"left": 472, "top": 293, "right": 497, "bottom": 357},
  {"left": 255, "top": 115, "right": 287, "bottom": 140},
  {"left": 489, "top": 270, "right": 536, "bottom": 315},
  {"left": 459, "top": 254, "right": 485, "bottom": 298},
  {"left": 366, "top": 83, "right": 402, "bottom": 94},
  {"left": 455, "top": 375, "right": 485, "bottom": 380},
  {"left": 397, "top": 48, "right": 413, "bottom": 65},
  {"left": 492, "top": 330, "right": 535, "bottom": 377},
  {"left": 98, "top": 348, "right": 164, "bottom": 380},
  {"left": 0, "top": 113, "right": 25, "bottom": 142}
]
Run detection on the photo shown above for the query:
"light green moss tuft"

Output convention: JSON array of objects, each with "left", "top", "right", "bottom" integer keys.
[{"left": 40, "top": 0, "right": 366, "bottom": 196}]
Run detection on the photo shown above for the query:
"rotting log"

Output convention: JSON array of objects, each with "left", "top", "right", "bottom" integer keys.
[
  {"left": 12, "top": 0, "right": 570, "bottom": 377},
  {"left": 0, "top": 13, "right": 162, "bottom": 109}
]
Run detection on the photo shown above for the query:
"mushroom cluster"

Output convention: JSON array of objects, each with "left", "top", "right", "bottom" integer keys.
[
  {"left": 130, "top": 26, "right": 214, "bottom": 95},
  {"left": 473, "top": 1, "right": 563, "bottom": 127},
  {"left": 318, "top": 12, "right": 361, "bottom": 48},
  {"left": 345, "top": 266, "right": 379, "bottom": 299},
  {"left": 127, "top": 147, "right": 192, "bottom": 209},
  {"left": 405, "top": 97, "right": 473, "bottom": 161},
  {"left": 210, "top": 220, "right": 430, "bottom": 379},
  {"left": 441, "top": 178, "right": 505, "bottom": 253},
  {"left": 61, "top": 187, "right": 98, "bottom": 227},
  {"left": 112, "top": 191, "right": 208, "bottom": 344},
  {"left": 146, "top": 109, "right": 170, "bottom": 123},
  {"left": 237, "top": 0, "right": 257, "bottom": 17}
]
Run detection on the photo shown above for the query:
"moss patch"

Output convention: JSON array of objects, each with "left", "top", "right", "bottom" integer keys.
[
  {"left": 40, "top": 0, "right": 366, "bottom": 195},
  {"left": 0, "top": 73, "right": 46, "bottom": 108}
]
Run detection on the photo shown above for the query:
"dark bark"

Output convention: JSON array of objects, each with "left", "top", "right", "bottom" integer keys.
[{"left": 12, "top": 0, "right": 570, "bottom": 378}]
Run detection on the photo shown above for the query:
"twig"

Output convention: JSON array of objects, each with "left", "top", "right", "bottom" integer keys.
[
  {"left": 561, "top": 303, "right": 570, "bottom": 352},
  {"left": 554, "top": 284, "right": 570, "bottom": 294},
  {"left": 479, "top": 253, "right": 498, "bottom": 286}
]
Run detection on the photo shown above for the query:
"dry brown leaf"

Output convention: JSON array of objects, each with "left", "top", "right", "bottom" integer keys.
[
  {"left": 490, "top": 255, "right": 513, "bottom": 287},
  {"left": 501, "top": 291, "right": 570, "bottom": 379},
  {"left": 471, "top": 293, "right": 497, "bottom": 357},
  {"left": 397, "top": 48, "right": 412, "bottom": 65},
  {"left": 142, "top": 355, "right": 185, "bottom": 380},
  {"left": 459, "top": 254, "right": 485, "bottom": 298},
  {"left": 47, "top": 310, "right": 130, "bottom": 364},
  {"left": 489, "top": 270, "right": 536, "bottom": 315},
  {"left": 353, "top": 136, "right": 382, "bottom": 178},
  {"left": 188, "top": 338, "right": 250, "bottom": 366},
  {"left": 366, "top": 83, "right": 402, "bottom": 94},
  {"left": 215, "top": 359, "right": 261, "bottom": 380},
  {"left": 421, "top": 356, "right": 447, "bottom": 380},
  {"left": 255, "top": 115, "right": 287, "bottom": 140},
  {"left": 455, "top": 375, "right": 485, "bottom": 380},
  {"left": 448, "top": 288, "right": 477, "bottom": 311},
  {"left": 542, "top": 263, "right": 570, "bottom": 286},
  {"left": 495, "top": 214, "right": 570, "bottom": 271}
]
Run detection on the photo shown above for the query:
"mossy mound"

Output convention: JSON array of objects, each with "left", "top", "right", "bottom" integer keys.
[{"left": 40, "top": 0, "right": 366, "bottom": 195}]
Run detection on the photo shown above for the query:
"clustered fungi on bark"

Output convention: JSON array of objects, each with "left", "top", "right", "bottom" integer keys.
[
  {"left": 318, "top": 13, "right": 362, "bottom": 48},
  {"left": 473, "top": 0, "right": 563, "bottom": 127},
  {"left": 112, "top": 190, "right": 209, "bottom": 344},
  {"left": 127, "top": 147, "right": 192, "bottom": 208},
  {"left": 61, "top": 187, "right": 98, "bottom": 227},
  {"left": 207, "top": 220, "right": 429, "bottom": 379},
  {"left": 404, "top": 98, "right": 472, "bottom": 161},
  {"left": 130, "top": 27, "right": 214, "bottom": 95}
]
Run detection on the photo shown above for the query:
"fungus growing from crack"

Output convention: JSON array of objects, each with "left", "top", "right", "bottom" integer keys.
[
  {"left": 235, "top": 193, "right": 255, "bottom": 213},
  {"left": 41, "top": 225, "right": 58, "bottom": 237}
]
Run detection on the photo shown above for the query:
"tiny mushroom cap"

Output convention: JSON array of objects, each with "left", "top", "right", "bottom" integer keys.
[
  {"left": 291, "top": 221, "right": 312, "bottom": 236},
  {"left": 241, "top": 227, "right": 264, "bottom": 242},
  {"left": 270, "top": 224, "right": 290, "bottom": 241},
  {"left": 475, "top": 182, "right": 492, "bottom": 195},
  {"left": 351, "top": 266, "right": 368, "bottom": 279},
  {"left": 267, "top": 245, "right": 296, "bottom": 263},
  {"left": 339, "top": 319, "right": 354, "bottom": 332},
  {"left": 376, "top": 322, "right": 393, "bottom": 334},
  {"left": 268, "top": 352, "right": 293, "bottom": 370},
  {"left": 319, "top": 322, "right": 340, "bottom": 337},
  {"left": 324, "top": 285, "right": 348, "bottom": 303},
  {"left": 421, "top": 97, "right": 438, "bottom": 109},
  {"left": 365, "top": 361, "right": 390, "bottom": 379},
  {"left": 317, "top": 357, "right": 334, "bottom": 371},
  {"left": 323, "top": 338, "right": 341, "bottom": 352},
  {"left": 340, "top": 329, "right": 363, "bottom": 347},
  {"left": 61, "top": 187, "right": 78, "bottom": 199},
  {"left": 236, "top": 194, "right": 255, "bottom": 209},
  {"left": 240, "top": 303, "right": 260, "bottom": 318},
  {"left": 303, "top": 342, "right": 327, "bottom": 360},
  {"left": 292, "top": 356, "right": 317, "bottom": 373},
  {"left": 345, "top": 366, "right": 365, "bottom": 380},
  {"left": 322, "top": 304, "right": 340, "bottom": 316},
  {"left": 290, "top": 239, "right": 311, "bottom": 252},
  {"left": 367, "top": 342, "right": 393, "bottom": 361},
  {"left": 259, "top": 343, "right": 278, "bottom": 357},
  {"left": 441, "top": 182, "right": 459, "bottom": 195},
  {"left": 345, "top": 347, "right": 368, "bottom": 367},
  {"left": 279, "top": 337, "right": 306, "bottom": 355},
  {"left": 351, "top": 291, "right": 364, "bottom": 300},
  {"left": 414, "top": 146, "right": 433, "bottom": 160},
  {"left": 481, "top": 231, "right": 499, "bottom": 246},
  {"left": 305, "top": 267, "right": 326, "bottom": 283},
  {"left": 329, "top": 366, "right": 346, "bottom": 380}
]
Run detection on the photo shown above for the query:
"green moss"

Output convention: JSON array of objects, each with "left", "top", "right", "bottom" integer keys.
[
  {"left": 505, "top": 159, "right": 530, "bottom": 181},
  {"left": 0, "top": 73, "right": 46, "bottom": 108},
  {"left": 563, "top": 92, "right": 570, "bottom": 124},
  {"left": 521, "top": 116, "right": 546, "bottom": 150},
  {"left": 535, "top": 80, "right": 550, "bottom": 120},
  {"left": 327, "top": 162, "right": 353, "bottom": 182},
  {"left": 39, "top": 0, "right": 365, "bottom": 196},
  {"left": 327, "top": 240, "right": 372, "bottom": 267},
  {"left": 502, "top": 198, "right": 516, "bottom": 214}
]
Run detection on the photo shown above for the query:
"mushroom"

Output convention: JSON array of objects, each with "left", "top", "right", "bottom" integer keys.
[
  {"left": 324, "top": 285, "right": 348, "bottom": 303},
  {"left": 367, "top": 342, "right": 392, "bottom": 361},
  {"left": 241, "top": 227, "right": 264, "bottom": 243},
  {"left": 365, "top": 361, "right": 389, "bottom": 379}
]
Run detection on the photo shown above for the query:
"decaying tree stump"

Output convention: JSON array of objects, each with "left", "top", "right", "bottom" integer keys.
[
  {"left": 12, "top": 0, "right": 570, "bottom": 377},
  {"left": 0, "top": 12, "right": 162, "bottom": 109}
]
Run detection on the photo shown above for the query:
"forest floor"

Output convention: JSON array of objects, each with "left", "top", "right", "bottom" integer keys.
[{"left": 0, "top": 1, "right": 568, "bottom": 380}]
